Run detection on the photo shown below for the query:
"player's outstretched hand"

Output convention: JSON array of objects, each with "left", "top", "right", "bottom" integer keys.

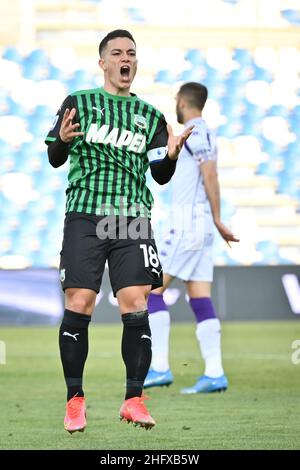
[
  {"left": 167, "top": 124, "right": 194, "bottom": 160},
  {"left": 215, "top": 220, "right": 240, "bottom": 247},
  {"left": 59, "top": 108, "right": 84, "bottom": 143}
]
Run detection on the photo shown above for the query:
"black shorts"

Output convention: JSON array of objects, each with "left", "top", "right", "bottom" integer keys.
[{"left": 59, "top": 212, "right": 163, "bottom": 296}]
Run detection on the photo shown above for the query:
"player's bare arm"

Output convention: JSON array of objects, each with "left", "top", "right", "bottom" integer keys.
[
  {"left": 59, "top": 107, "right": 84, "bottom": 143},
  {"left": 167, "top": 124, "right": 194, "bottom": 160},
  {"left": 214, "top": 220, "right": 240, "bottom": 247},
  {"left": 201, "top": 161, "right": 239, "bottom": 247}
]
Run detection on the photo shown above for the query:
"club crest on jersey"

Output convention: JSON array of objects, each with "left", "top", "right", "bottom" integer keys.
[{"left": 134, "top": 114, "right": 147, "bottom": 130}]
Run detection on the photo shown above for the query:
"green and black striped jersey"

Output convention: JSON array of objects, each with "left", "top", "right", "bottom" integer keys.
[{"left": 45, "top": 87, "right": 168, "bottom": 217}]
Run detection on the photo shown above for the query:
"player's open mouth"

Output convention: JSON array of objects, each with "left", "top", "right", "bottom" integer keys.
[{"left": 120, "top": 65, "right": 130, "bottom": 79}]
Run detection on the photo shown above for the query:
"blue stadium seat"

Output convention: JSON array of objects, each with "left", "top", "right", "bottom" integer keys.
[
  {"left": 288, "top": 107, "right": 300, "bottom": 136},
  {"left": 184, "top": 49, "right": 204, "bottom": 66},
  {"left": 213, "top": 240, "right": 241, "bottom": 265},
  {"left": 22, "top": 63, "right": 49, "bottom": 81},
  {"left": 127, "top": 7, "right": 145, "bottom": 22},
  {"left": 222, "top": 0, "right": 240, "bottom": 4},
  {"left": 220, "top": 97, "right": 245, "bottom": 119},
  {"left": 178, "top": 68, "right": 203, "bottom": 82},
  {"left": 241, "top": 103, "right": 265, "bottom": 136},
  {"left": 33, "top": 105, "right": 53, "bottom": 119},
  {"left": 217, "top": 119, "right": 243, "bottom": 138},
  {"left": 227, "top": 67, "right": 253, "bottom": 84},
  {"left": 48, "top": 64, "right": 66, "bottom": 81},
  {"left": 28, "top": 115, "right": 52, "bottom": 136},
  {"left": 260, "top": 138, "right": 283, "bottom": 158},
  {"left": 0, "top": 143, "right": 15, "bottom": 173},
  {"left": 12, "top": 230, "right": 38, "bottom": 250},
  {"left": 0, "top": 139, "right": 15, "bottom": 157},
  {"left": 67, "top": 69, "right": 95, "bottom": 91},
  {"left": 0, "top": 218, "right": 18, "bottom": 238},
  {"left": 281, "top": 9, "right": 300, "bottom": 26},
  {"left": 154, "top": 70, "right": 176, "bottom": 84},
  {"left": 203, "top": 65, "right": 221, "bottom": 82},
  {"left": 244, "top": 102, "right": 265, "bottom": 119},
  {"left": 256, "top": 160, "right": 278, "bottom": 177},
  {"left": 6, "top": 98, "right": 28, "bottom": 118},
  {"left": 283, "top": 142, "right": 300, "bottom": 173},
  {"left": 241, "top": 120, "right": 262, "bottom": 137},
  {"left": 206, "top": 83, "right": 226, "bottom": 100},
  {"left": 267, "top": 105, "right": 289, "bottom": 119},
  {"left": 255, "top": 240, "right": 280, "bottom": 264},
  {"left": 289, "top": 104, "right": 300, "bottom": 119},
  {"left": 252, "top": 64, "right": 273, "bottom": 82},
  {"left": 14, "top": 153, "right": 42, "bottom": 174},
  {"left": 221, "top": 199, "right": 236, "bottom": 219},
  {"left": 277, "top": 171, "right": 300, "bottom": 198},
  {"left": 232, "top": 48, "right": 253, "bottom": 67},
  {"left": 40, "top": 226, "right": 63, "bottom": 253},
  {"left": 288, "top": 114, "right": 299, "bottom": 135},
  {"left": 25, "top": 48, "right": 49, "bottom": 66},
  {"left": 22, "top": 49, "right": 50, "bottom": 81},
  {"left": 2, "top": 46, "right": 22, "bottom": 63}
]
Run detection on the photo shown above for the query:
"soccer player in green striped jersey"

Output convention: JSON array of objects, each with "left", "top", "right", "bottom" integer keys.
[{"left": 45, "top": 29, "right": 193, "bottom": 432}]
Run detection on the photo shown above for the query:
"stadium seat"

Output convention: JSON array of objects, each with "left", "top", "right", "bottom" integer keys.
[
  {"left": 256, "top": 161, "right": 279, "bottom": 178},
  {"left": 178, "top": 68, "right": 204, "bottom": 82},
  {"left": 48, "top": 64, "right": 66, "bottom": 81},
  {"left": 252, "top": 64, "right": 273, "bottom": 82},
  {"left": 255, "top": 240, "right": 280, "bottom": 264},
  {"left": 222, "top": 0, "right": 240, "bottom": 4},
  {"left": 217, "top": 120, "right": 243, "bottom": 138},
  {"left": 67, "top": 69, "right": 95, "bottom": 91},
  {"left": 184, "top": 49, "right": 204, "bottom": 66},
  {"left": 232, "top": 48, "right": 253, "bottom": 67},
  {"left": 277, "top": 171, "right": 300, "bottom": 198},
  {"left": 220, "top": 97, "right": 245, "bottom": 119},
  {"left": 127, "top": 7, "right": 145, "bottom": 23},
  {"left": 21, "top": 49, "right": 50, "bottom": 81},
  {"left": 226, "top": 67, "right": 253, "bottom": 87},
  {"left": 281, "top": 9, "right": 300, "bottom": 26},
  {"left": 154, "top": 69, "right": 177, "bottom": 84},
  {"left": 267, "top": 105, "right": 289, "bottom": 119},
  {"left": 6, "top": 98, "right": 28, "bottom": 118},
  {"left": 2, "top": 46, "right": 22, "bottom": 63}
]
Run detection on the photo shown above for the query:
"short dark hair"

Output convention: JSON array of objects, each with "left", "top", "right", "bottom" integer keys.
[
  {"left": 99, "top": 29, "right": 136, "bottom": 57},
  {"left": 178, "top": 82, "right": 208, "bottom": 111}
]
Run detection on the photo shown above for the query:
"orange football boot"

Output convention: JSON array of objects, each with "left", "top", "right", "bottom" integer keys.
[
  {"left": 64, "top": 395, "right": 86, "bottom": 434},
  {"left": 119, "top": 395, "right": 155, "bottom": 430}
]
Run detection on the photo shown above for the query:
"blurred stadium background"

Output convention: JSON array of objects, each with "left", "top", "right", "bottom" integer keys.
[
  {"left": 0, "top": 0, "right": 299, "bottom": 322},
  {"left": 1, "top": 0, "right": 300, "bottom": 452}
]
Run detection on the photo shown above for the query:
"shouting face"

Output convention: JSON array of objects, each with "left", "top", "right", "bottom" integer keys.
[{"left": 99, "top": 36, "right": 138, "bottom": 96}]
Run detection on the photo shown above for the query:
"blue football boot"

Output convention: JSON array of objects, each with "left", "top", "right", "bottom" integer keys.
[
  {"left": 180, "top": 374, "right": 228, "bottom": 394},
  {"left": 144, "top": 368, "right": 174, "bottom": 389}
]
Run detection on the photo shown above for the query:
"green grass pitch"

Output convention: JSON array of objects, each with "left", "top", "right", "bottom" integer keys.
[{"left": 0, "top": 321, "right": 300, "bottom": 450}]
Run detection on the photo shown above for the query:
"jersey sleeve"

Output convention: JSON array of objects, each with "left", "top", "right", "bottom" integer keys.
[
  {"left": 44, "top": 95, "right": 75, "bottom": 145},
  {"left": 147, "top": 114, "right": 168, "bottom": 164},
  {"left": 184, "top": 125, "right": 217, "bottom": 165}
]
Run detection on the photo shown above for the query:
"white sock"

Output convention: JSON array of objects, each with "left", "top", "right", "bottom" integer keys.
[
  {"left": 195, "top": 318, "right": 224, "bottom": 378},
  {"left": 149, "top": 310, "right": 170, "bottom": 373}
]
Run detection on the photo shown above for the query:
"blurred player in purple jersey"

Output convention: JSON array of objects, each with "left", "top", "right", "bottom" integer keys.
[{"left": 145, "top": 82, "right": 239, "bottom": 393}]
